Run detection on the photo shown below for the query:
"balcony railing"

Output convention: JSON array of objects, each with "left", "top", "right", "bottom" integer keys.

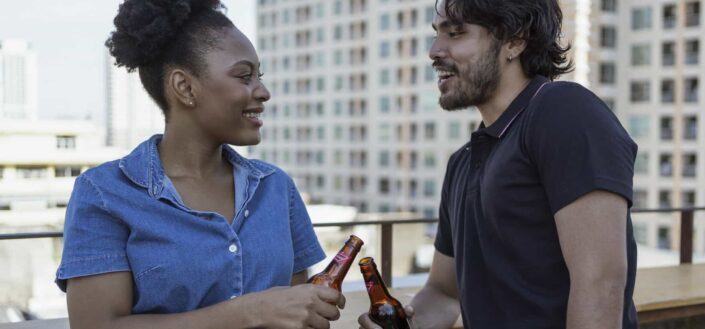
[{"left": 1, "top": 207, "right": 704, "bottom": 287}]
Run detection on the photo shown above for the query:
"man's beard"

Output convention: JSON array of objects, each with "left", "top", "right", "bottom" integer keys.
[{"left": 437, "top": 41, "right": 502, "bottom": 111}]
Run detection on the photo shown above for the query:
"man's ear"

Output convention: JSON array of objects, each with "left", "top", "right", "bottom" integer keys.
[
  {"left": 505, "top": 38, "right": 527, "bottom": 62},
  {"left": 166, "top": 69, "right": 199, "bottom": 108}
]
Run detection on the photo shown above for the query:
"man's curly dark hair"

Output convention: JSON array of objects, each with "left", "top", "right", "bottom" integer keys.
[
  {"left": 437, "top": 0, "right": 574, "bottom": 81},
  {"left": 106, "top": 0, "right": 234, "bottom": 114}
]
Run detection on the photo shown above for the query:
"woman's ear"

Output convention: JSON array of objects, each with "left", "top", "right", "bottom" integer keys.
[{"left": 166, "top": 69, "right": 198, "bottom": 108}]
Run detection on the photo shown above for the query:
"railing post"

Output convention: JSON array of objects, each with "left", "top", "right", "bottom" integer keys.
[
  {"left": 381, "top": 223, "right": 393, "bottom": 287},
  {"left": 679, "top": 210, "right": 694, "bottom": 264}
]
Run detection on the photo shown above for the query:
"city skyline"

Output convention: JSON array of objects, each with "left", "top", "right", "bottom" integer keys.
[{"left": 0, "top": 0, "right": 256, "bottom": 122}]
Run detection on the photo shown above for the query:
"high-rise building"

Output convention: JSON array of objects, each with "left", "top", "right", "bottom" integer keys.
[
  {"left": 105, "top": 51, "right": 164, "bottom": 149},
  {"left": 616, "top": 0, "right": 704, "bottom": 253},
  {"left": 0, "top": 39, "right": 38, "bottom": 120},
  {"left": 253, "top": 0, "right": 704, "bottom": 255},
  {"left": 253, "top": 0, "right": 481, "bottom": 217}
]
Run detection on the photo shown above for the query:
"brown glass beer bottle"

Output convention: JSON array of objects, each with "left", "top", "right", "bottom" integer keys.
[
  {"left": 359, "top": 257, "right": 411, "bottom": 329},
  {"left": 307, "top": 235, "right": 364, "bottom": 291}
]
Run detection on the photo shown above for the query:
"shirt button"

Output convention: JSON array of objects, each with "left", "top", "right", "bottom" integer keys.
[
  {"left": 244, "top": 209, "right": 250, "bottom": 218},
  {"left": 229, "top": 244, "right": 239, "bottom": 253}
]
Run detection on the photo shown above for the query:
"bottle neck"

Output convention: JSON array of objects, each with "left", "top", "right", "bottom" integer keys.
[
  {"left": 323, "top": 242, "right": 359, "bottom": 283},
  {"left": 361, "top": 263, "right": 392, "bottom": 302}
]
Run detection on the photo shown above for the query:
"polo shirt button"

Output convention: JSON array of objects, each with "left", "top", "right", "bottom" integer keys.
[
  {"left": 229, "top": 244, "right": 239, "bottom": 253},
  {"left": 244, "top": 209, "right": 250, "bottom": 218}
]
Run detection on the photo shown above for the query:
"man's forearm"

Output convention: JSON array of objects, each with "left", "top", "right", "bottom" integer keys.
[
  {"left": 409, "top": 285, "right": 461, "bottom": 329},
  {"left": 566, "top": 278, "right": 625, "bottom": 329}
]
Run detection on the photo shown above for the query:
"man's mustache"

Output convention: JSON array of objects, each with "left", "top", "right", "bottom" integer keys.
[{"left": 432, "top": 60, "right": 458, "bottom": 72}]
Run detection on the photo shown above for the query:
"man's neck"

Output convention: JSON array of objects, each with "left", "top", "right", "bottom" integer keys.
[{"left": 476, "top": 72, "right": 532, "bottom": 128}]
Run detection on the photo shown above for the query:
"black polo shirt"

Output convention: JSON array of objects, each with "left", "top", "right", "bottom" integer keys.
[{"left": 435, "top": 76, "right": 638, "bottom": 329}]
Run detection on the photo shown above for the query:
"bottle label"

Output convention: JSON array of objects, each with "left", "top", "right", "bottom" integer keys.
[{"left": 334, "top": 252, "right": 349, "bottom": 265}]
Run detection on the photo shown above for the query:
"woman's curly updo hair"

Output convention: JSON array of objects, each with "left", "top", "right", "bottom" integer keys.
[
  {"left": 437, "top": 0, "right": 573, "bottom": 80},
  {"left": 106, "top": 0, "right": 235, "bottom": 114}
]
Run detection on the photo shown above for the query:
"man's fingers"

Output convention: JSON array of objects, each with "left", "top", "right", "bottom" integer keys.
[
  {"left": 357, "top": 313, "right": 381, "bottom": 329},
  {"left": 404, "top": 305, "right": 415, "bottom": 317}
]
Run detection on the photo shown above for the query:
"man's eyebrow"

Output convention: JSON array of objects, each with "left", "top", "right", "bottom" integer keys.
[{"left": 432, "top": 20, "right": 454, "bottom": 31}]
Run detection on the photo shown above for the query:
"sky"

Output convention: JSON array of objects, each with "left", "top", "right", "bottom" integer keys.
[{"left": 0, "top": 0, "right": 257, "bottom": 122}]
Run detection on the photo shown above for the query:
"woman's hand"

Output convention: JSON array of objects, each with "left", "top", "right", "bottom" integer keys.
[{"left": 247, "top": 284, "right": 345, "bottom": 329}]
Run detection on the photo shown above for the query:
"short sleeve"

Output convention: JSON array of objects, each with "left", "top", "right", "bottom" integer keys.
[
  {"left": 287, "top": 177, "right": 326, "bottom": 273},
  {"left": 434, "top": 154, "right": 457, "bottom": 257},
  {"left": 526, "top": 83, "right": 638, "bottom": 215},
  {"left": 55, "top": 175, "right": 130, "bottom": 292}
]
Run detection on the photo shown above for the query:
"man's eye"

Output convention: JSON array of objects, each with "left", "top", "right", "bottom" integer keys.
[{"left": 448, "top": 31, "right": 464, "bottom": 38}]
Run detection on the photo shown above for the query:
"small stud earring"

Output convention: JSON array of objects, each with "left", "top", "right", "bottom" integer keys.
[
  {"left": 189, "top": 100, "right": 194, "bottom": 106},
  {"left": 508, "top": 55, "right": 513, "bottom": 62}
]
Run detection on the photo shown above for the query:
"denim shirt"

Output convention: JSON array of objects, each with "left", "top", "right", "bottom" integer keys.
[{"left": 56, "top": 135, "right": 325, "bottom": 314}]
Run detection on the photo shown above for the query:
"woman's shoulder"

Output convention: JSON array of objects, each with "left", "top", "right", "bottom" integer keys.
[{"left": 76, "top": 159, "right": 126, "bottom": 190}]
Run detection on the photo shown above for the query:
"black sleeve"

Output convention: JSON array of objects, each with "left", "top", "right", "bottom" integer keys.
[
  {"left": 525, "top": 82, "right": 638, "bottom": 215},
  {"left": 434, "top": 152, "right": 458, "bottom": 257}
]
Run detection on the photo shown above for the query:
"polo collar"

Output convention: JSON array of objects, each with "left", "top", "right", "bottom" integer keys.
[{"left": 479, "top": 75, "right": 550, "bottom": 139}]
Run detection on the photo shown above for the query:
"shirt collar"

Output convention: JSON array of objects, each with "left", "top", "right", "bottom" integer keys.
[
  {"left": 479, "top": 75, "right": 550, "bottom": 139},
  {"left": 119, "top": 134, "right": 275, "bottom": 198}
]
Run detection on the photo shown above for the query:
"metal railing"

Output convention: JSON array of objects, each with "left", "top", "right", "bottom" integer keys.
[{"left": 1, "top": 207, "right": 704, "bottom": 287}]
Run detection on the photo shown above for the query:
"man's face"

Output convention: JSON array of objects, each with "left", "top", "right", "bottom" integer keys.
[{"left": 430, "top": 2, "right": 502, "bottom": 110}]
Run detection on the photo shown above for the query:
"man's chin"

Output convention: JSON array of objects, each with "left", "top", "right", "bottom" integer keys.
[{"left": 439, "top": 95, "right": 474, "bottom": 111}]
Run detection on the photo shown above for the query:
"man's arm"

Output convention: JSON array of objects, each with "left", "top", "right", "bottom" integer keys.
[
  {"left": 409, "top": 250, "right": 461, "bottom": 329},
  {"left": 555, "top": 190, "right": 628, "bottom": 329},
  {"left": 358, "top": 250, "right": 460, "bottom": 329}
]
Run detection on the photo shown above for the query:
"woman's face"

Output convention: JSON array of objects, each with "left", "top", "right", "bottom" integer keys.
[{"left": 192, "top": 26, "right": 270, "bottom": 146}]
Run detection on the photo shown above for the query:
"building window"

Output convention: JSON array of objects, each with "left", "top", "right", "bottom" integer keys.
[
  {"left": 0, "top": 166, "right": 4, "bottom": 180},
  {"left": 423, "top": 180, "right": 435, "bottom": 197},
  {"left": 634, "top": 189, "right": 648, "bottom": 209},
  {"left": 601, "top": 0, "right": 617, "bottom": 12},
  {"left": 379, "top": 151, "right": 390, "bottom": 167},
  {"left": 423, "top": 152, "right": 436, "bottom": 168},
  {"left": 683, "top": 191, "right": 697, "bottom": 208},
  {"left": 685, "top": 77, "right": 699, "bottom": 103},
  {"left": 379, "top": 96, "right": 390, "bottom": 113},
  {"left": 660, "top": 116, "right": 674, "bottom": 140},
  {"left": 56, "top": 135, "right": 76, "bottom": 149},
  {"left": 662, "top": 42, "right": 675, "bottom": 66},
  {"left": 380, "top": 13, "right": 391, "bottom": 31},
  {"left": 599, "top": 62, "right": 616, "bottom": 84},
  {"left": 55, "top": 166, "right": 81, "bottom": 178},
  {"left": 635, "top": 153, "right": 649, "bottom": 174},
  {"left": 686, "top": 1, "right": 701, "bottom": 27},
  {"left": 657, "top": 226, "right": 671, "bottom": 249},
  {"left": 17, "top": 166, "right": 47, "bottom": 179},
  {"left": 630, "top": 81, "right": 650, "bottom": 102},
  {"left": 634, "top": 223, "right": 648, "bottom": 244},
  {"left": 659, "top": 154, "right": 673, "bottom": 176},
  {"left": 685, "top": 39, "right": 699, "bottom": 65},
  {"left": 631, "top": 44, "right": 651, "bottom": 66},
  {"left": 632, "top": 7, "right": 652, "bottom": 30},
  {"left": 425, "top": 5, "right": 435, "bottom": 23},
  {"left": 424, "top": 122, "right": 436, "bottom": 140},
  {"left": 600, "top": 26, "right": 617, "bottom": 48},
  {"left": 449, "top": 122, "right": 461, "bottom": 139},
  {"left": 661, "top": 79, "right": 675, "bottom": 103},
  {"left": 379, "top": 178, "right": 390, "bottom": 194},
  {"left": 380, "top": 41, "right": 390, "bottom": 58},
  {"left": 663, "top": 4, "right": 677, "bottom": 29},
  {"left": 683, "top": 154, "right": 697, "bottom": 177},
  {"left": 685, "top": 116, "right": 698, "bottom": 140}
]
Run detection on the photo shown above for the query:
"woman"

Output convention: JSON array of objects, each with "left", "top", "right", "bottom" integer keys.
[{"left": 55, "top": 1, "right": 343, "bottom": 328}]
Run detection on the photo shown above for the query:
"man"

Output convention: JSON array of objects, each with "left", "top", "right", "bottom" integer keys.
[{"left": 359, "top": 0, "right": 638, "bottom": 328}]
